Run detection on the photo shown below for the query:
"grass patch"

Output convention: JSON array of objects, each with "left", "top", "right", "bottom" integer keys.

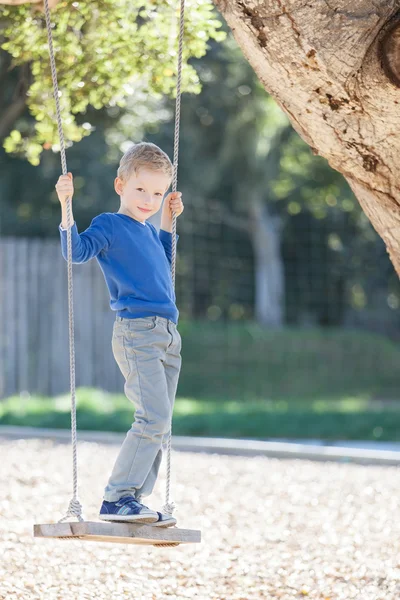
[
  {"left": 1, "top": 388, "right": 399, "bottom": 442},
  {"left": 177, "top": 322, "right": 400, "bottom": 401},
  {"left": 2, "top": 325, "right": 400, "bottom": 440}
]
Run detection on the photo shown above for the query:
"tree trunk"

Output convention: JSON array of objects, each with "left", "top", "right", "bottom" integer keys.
[
  {"left": 0, "top": 60, "right": 32, "bottom": 142},
  {"left": 0, "top": 96, "right": 26, "bottom": 141},
  {"left": 214, "top": 0, "right": 400, "bottom": 277},
  {"left": 249, "top": 198, "right": 284, "bottom": 327}
]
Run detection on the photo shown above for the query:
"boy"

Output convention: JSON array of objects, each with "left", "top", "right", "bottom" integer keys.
[{"left": 57, "top": 142, "right": 184, "bottom": 528}]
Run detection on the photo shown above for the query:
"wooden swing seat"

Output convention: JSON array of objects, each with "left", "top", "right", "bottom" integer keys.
[{"left": 34, "top": 520, "right": 201, "bottom": 546}]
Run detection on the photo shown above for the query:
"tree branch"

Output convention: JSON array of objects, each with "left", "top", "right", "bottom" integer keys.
[
  {"left": 0, "top": 96, "right": 26, "bottom": 141},
  {"left": 0, "top": 61, "right": 31, "bottom": 142},
  {"left": 0, "top": 51, "right": 12, "bottom": 111}
]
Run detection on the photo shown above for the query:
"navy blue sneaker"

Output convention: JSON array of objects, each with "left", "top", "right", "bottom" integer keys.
[
  {"left": 151, "top": 511, "right": 177, "bottom": 528},
  {"left": 99, "top": 495, "right": 158, "bottom": 523}
]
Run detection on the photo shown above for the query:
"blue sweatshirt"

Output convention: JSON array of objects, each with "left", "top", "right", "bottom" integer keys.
[{"left": 59, "top": 212, "right": 179, "bottom": 323}]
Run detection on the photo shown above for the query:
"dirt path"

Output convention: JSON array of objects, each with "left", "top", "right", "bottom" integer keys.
[{"left": 1, "top": 438, "right": 399, "bottom": 599}]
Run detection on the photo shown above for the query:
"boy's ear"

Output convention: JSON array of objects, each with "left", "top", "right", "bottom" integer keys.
[{"left": 114, "top": 177, "right": 124, "bottom": 196}]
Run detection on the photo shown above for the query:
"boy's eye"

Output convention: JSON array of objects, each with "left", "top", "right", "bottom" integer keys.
[{"left": 136, "top": 187, "right": 162, "bottom": 196}]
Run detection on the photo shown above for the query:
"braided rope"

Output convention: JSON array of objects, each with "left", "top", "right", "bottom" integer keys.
[
  {"left": 44, "top": 0, "right": 83, "bottom": 523},
  {"left": 44, "top": 0, "right": 184, "bottom": 522},
  {"left": 162, "top": 0, "right": 185, "bottom": 517}
]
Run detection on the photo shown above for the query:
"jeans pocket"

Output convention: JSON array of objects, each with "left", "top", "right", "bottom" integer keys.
[
  {"left": 176, "top": 328, "right": 182, "bottom": 353},
  {"left": 112, "top": 331, "right": 132, "bottom": 380},
  {"left": 129, "top": 317, "right": 157, "bottom": 332}
]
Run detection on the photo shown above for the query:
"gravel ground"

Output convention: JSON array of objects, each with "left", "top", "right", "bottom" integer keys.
[{"left": 1, "top": 437, "right": 400, "bottom": 600}]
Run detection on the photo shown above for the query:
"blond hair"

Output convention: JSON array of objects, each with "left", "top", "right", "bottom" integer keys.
[{"left": 117, "top": 142, "right": 173, "bottom": 182}]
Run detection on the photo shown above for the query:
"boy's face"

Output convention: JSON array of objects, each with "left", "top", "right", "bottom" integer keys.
[{"left": 115, "top": 168, "right": 171, "bottom": 223}]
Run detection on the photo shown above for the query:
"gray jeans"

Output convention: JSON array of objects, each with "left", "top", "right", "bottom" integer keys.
[{"left": 103, "top": 315, "right": 182, "bottom": 503}]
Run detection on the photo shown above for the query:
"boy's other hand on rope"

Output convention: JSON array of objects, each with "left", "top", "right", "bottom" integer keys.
[
  {"left": 166, "top": 192, "right": 184, "bottom": 218},
  {"left": 56, "top": 172, "right": 74, "bottom": 206},
  {"left": 161, "top": 192, "right": 184, "bottom": 233}
]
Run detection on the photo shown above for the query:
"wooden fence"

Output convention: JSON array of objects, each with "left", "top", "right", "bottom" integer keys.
[{"left": 0, "top": 238, "right": 124, "bottom": 399}]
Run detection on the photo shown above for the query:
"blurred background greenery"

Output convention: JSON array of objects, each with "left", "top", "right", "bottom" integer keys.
[{"left": 1, "top": 1, "right": 399, "bottom": 440}]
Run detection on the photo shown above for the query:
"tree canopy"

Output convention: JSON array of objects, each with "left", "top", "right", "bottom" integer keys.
[{"left": 0, "top": 0, "right": 225, "bottom": 164}]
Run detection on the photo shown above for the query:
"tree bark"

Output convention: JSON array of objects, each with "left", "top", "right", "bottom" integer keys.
[{"left": 214, "top": 0, "right": 400, "bottom": 277}]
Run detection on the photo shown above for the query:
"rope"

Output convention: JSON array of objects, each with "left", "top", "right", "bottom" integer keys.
[
  {"left": 44, "top": 0, "right": 83, "bottom": 523},
  {"left": 44, "top": 0, "right": 185, "bottom": 521},
  {"left": 162, "top": 0, "right": 185, "bottom": 517}
]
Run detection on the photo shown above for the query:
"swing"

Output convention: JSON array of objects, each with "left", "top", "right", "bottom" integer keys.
[{"left": 34, "top": 0, "right": 200, "bottom": 548}]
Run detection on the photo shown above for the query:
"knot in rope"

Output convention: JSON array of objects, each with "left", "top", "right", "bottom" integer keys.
[
  {"left": 58, "top": 498, "right": 84, "bottom": 523},
  {"left": 161, "top": 500, "right": 176, "bottom": 516}
]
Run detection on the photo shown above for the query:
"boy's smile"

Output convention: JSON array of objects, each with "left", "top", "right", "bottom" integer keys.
[{"left": 115, "top": 168, "right": 171, "bottom": 223}]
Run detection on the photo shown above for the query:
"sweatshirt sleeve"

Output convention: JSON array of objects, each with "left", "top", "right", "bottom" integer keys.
[
  {"left": 59, "top": 213, "right": 114, "bottom": 264},
  {"left": 159, "top": 229, "right": 179, "bottom": 265}
]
